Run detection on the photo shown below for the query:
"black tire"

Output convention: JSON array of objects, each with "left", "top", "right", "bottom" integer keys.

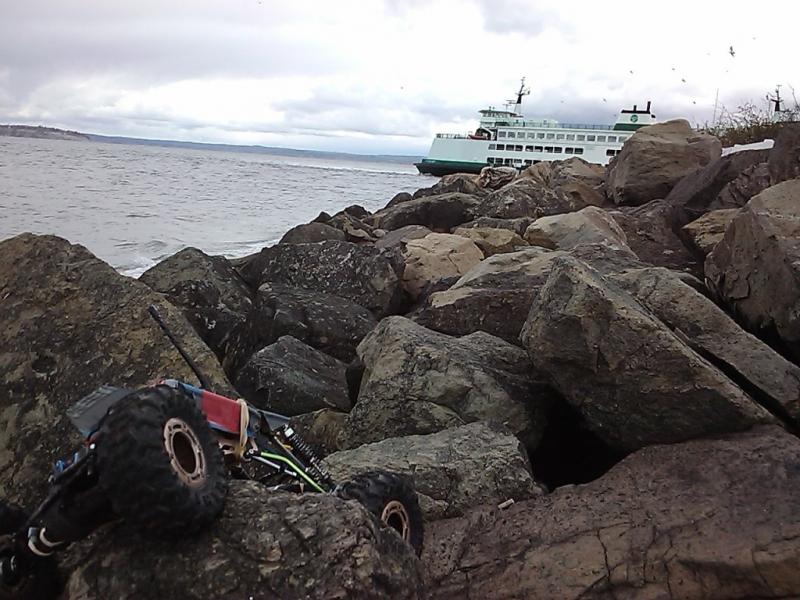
[
  {"left": 0, "top": 502, "right": 60, "bottom": 600},
  {"left": 96, "top": 385, "right": 228, "bottom": 537},
  {"left": 335, "top": 470, "right": 424, "bottom": 556}
]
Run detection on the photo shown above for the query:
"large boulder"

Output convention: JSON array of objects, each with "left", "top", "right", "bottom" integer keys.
[
  {"left": 768, "top": 121, "right": 800, "bottom": 182},
  {"left": 344, "top": 317, "right": 552, "bottom": 450},
  {"left": 414, "top": 244, "right": 641, "bottom": 344},
  {"left": 0, "top": 234, "right": 232, "bottom": 505},
  {"left": 237, "top": 241, "right": 405, "bottom": 317},
  {"left": 451, "top": 226, "right": 528, "bottom": 256},
  {"left": 256, "top": 283, "right": 377, "bottom": 363},
  {"left": 613, "top": 267, "right": 800, "bottom": 426},
  {"left": 324, "top": 422, "right": 544, "bottom": 520},
  {"left": 424, "top": 426, "right": 800, "bottom": 600},
  {"left": 65, "top": 480, "right": 424, "bottom": 600},
  {"left": 455, "top": 216, "right": 533, "bottom": 236},
  {"left": 681, "top": 208, "right": 740, "bottom": 256},
  {"left": 521, "top": 157, "right": 606, "bottom": 206},
  {"left": 401, "top": 233, "right": 483, "bottom": 300},
  {"left": 664, "top": 148, "right": 770, "bottom": 229},
  {"left": 412, "top": 173, "right": 486, "bottom": 199},
  {"left": 520, "top": 256, "right": 775, "bottom": 451},
  {"left": 139, "top": 247, "right": 257, "bottom": 374},
  {"left": 288, "top": 409, "right": 348, "bottom": 457},
  {"left": 476, "top": 177, "right": 586, "bottom": 221},
  {"left": 705, "top": 180, "right": 800, "bottom": 359},
  {"left": 477, "top": 166, "right": 517, "bottom": 190},
  {"left": 609, "top": 199, "right": 701, "bottom": 273},
  {"left": 369, "top": 193, "right": 481, "bottom": 232},
  {"left": 523, "top": 206, "right": 630, "bottom": 251},
  {"left": 279, "top": 221, "right": 346, "bottom": 244},
  {"left": 605, "top": 119, "right": 722, "bottom": 206},
  {"left": 374, "top": 225, "right": 432, "bottom": 250},
  {"left": 235, "top": 336, "right": 350, "bottom": 415}
]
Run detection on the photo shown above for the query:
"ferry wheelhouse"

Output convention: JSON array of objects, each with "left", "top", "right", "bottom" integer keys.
[{"left": 415, "top": 80, "right": 657, "bottom": 176}]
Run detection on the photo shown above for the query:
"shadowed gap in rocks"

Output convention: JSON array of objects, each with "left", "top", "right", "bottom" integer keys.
[{"left": 530, "top": 399, "right": 628, "bottom": 489}]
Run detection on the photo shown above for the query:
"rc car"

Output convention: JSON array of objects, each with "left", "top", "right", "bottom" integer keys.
[{"left": 0, "top": 307, "right": 423, "bottom": 599}]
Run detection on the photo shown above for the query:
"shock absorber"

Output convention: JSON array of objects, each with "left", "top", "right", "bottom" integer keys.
[{"left": 282, "top": 426, "right": 334, "bottom": 488}]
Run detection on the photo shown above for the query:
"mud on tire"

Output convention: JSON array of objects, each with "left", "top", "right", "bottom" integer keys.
[
  {"left": 96, "top": 385, "right": 228, "bottom": 537},
  {"left": 0, "top": 502, "right": 60, "bottom": 600},
  {"left": 335, "top": 470, "right": 424, "bottom": 555}
]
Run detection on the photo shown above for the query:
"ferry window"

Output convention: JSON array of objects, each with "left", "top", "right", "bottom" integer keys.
[
  {"left": 545, "top": 146, "right": 553, "bottom": 153},
  {"left": 554, "top": 147, "right": 562, "bottom": 153},
  {"left": 507, "top": 132, "right": 516, "bottom": 138},
  {"left": 498, "top": 131, "right": 507, "bottom": 138},
  {"left": 534, "top": 145, "right": 543, "bottom": 152},
  {"left": 556, "top": 134, "right": 565, "bottom": 140},
  {"left": 576, "top": 134, "right": 585, "bottom": 141},
  {"left": 496, "top": 144, "right": 505, "bottom": 150},
  {"left": 537, "top": 132, "right": 545, "bottom": 139},
  {"left": 607, "top": 136, "right": 617, "bottom": 142},
  {"left": 524, "top": 160, "right": 533, "bottom": 165},
  {"left": 504, "top": 158, "right": 513, "bottom": 165},
  {"left": 606, "top": 149, "right": 616, "bottom": 156},
  {"left": 527, "top": 132, "right": 536, "bottom": 139},
  {"left": 525, "top": 145, "right": 533, "bottom": 152},
  {"left": 565, "top": 147, "right": 574, "bottom": 154},
  {"left": 566, "top": 134, "right": 575, "bottom": 141},
  {"left": 517, "top": 145, "right": 523, "bottom": 151},
  {"left": 546, "top": 133, "right": 555, "bottom": 140},
  {"left": 597, "top": 135, "right": 606, "bottom": 142},
  {"left": 587, "top": 135, "right": 596, "bottom": 142},
  {"left": 489, "top": 144, "right": 496, "bottom": 150},
  {"left": 618, "top": 136, "right": 628, "bottom": 142},
  {"left": 574, "top": 147, "right": 584, "bottom": 155}
]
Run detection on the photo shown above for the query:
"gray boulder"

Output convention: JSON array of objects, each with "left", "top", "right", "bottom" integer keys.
[
  {"left": 65, "top": 480, "right": 424, "bottom": 600},
  {"left": 374, "top": 224, "right": 432, "bottom": 250},
  {"left": 235, "top": 336, "right": 350, "bottom": 415},
  {"left": 369, "top": 192, "right": 481, "bottom": 232},
  {"left": 768, "top": 122, "right": 800, "bottom": 182},
  {"left": 237, "top": 241, "right": 405, "bottom": 317},
  {"left": 523, "top": 206, "right": 630, "bottom": 251},
  {"left": 289, "top": 409, "right": 348, "bottom": 457},
  {"left": 424, "top": 426, "right": 800, "bottom": 600},
  {"left": 325, "top": 422, "right": 544, "bottom": 520},
  {"left": 344, "top": 317, "right": 552, "bottom": 451},
  {"left": 0, "top": 234, "right": 232, "bottom": 506},
  {"left": 605, "top": 119, "right": 722, "bottom": 206},
  {"left": 455, "top": 216, "right": 533, "bottom": 236},
  {"left": 412, "top": 173, "right": 487, "bottom": 199},
  {"left": 279, "top": 222, "right": 346, "bottom": 244},
  {"left": 706, "top": 179, "right": 800, "bottom": 360},
  {"left": 451, "top": 226, "right": 529, "bottom": 256},
  {"left": 520, "top": 256, "right": 775, "bottom": 451},
  {"left": 681, "top": 208, "right": 740, "bottom": 256}
]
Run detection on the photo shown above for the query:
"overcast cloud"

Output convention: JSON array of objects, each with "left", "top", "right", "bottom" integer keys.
[{"left": 1, "top": 0, "right": 796, "bottom": 154}]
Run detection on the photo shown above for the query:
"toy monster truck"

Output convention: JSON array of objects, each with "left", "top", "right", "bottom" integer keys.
[{"left": 0, "top": 308, "right": 423, "bottom": 600}]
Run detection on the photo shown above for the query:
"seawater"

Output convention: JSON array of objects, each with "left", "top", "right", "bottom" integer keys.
[{"left": 0, "top": 136, "right": 425, "bottom": 277}]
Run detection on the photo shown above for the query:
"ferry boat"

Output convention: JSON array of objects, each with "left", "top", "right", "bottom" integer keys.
[{"left": 415, "top": 79, "right": 658, "bottom": 176}]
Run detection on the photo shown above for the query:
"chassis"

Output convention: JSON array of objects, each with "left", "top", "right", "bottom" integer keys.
[{"left": 0, "top": 309, "right": 423, "bottom": 599}]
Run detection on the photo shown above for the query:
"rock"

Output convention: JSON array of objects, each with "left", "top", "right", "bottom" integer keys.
[
  {"left": 705, "top": 180, "right": 800, "bottom": 359},
  {"left": 235, "top": 336, "right": 350, "bottom": 416},
  {"left": 768, "top": 122, "right": 800, "bottom": 182},
  {"left": 0, "top": 234, "right": 232, "bottom": 506},
  {"left": 455, "top": 216, "right": 533, "bottom": 236},
  {"left": 237, "top": 241, "right": 405, "bottom": 317},
  {"left": 288, "top": 409, "right": 348, "bottom": 457},
  {"left": 713, "top": 161, "right": 772, "bottom": 210},
  {"left": 451, "top": 226, "right": 528, "bottom": 256},
  {"left": 256, "top": 282, "right": 377, "bottom": 362},
  {"left": 424, "top": 426, "right": 800, "bottom": 600},
  {"left": 605, "top": 119, "right": 722, "bottom": 206},
  {"left": 664, "top": 149, "right": 769, "bottom": 228},
  {"left": 609, "top": 199, "right": 701, "bottom": 273},
  {"left": 681, "top": 208, "right": 740, "bottom": 256},
  {"left": 279, "top": 222, "right": 346, "bottom": 244},
  {"left": 414, "top": 244, "right": 641, "bottom": 344},
  {"left": 613, "top": 267, "right": 800, "bottom": 425},
  {"left": 401, "top": 233, "right": 483, "bottom": 300},
  {"left": 520, "top": 157, "right": 606, "bottom": 207},
  {"left": 139, "top": 247, "right": 258, "bottom": 375},
  {"left": 369, "top": 193, "right": 481, "bottom": 232},
  {"left": 412, "top": 173, "right": 486, "bottom": 199},
  {"left": 520, "top": 256, "right": 775, "bottom": 451},
  {"left": 476, "top": 176, "right": 593, "bottom": 220},
  {"left": 385, "top": 191, "right": 413, "bottom": 209},
  {"left": 65, "top": 480, "right": 424, "bottom": 600},
  {"left": 477, "top": 166, "right": 517, "bottom": 190},
  {"left": 344, "top": 317, "right": 552, "bottom": 450},
  {"left": 373, "top": 224, "right": 432, "bottom": 250},
  {"left": 324, "top": 422, "right": 544, "bottom": 520},
  {"left": 326, "top": 211, "right": 376, "bottom": 243},
  {"left": 523, "top": 206, "right": 630, "bottom": 251}
]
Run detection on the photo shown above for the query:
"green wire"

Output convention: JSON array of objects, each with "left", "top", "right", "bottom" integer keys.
[{"left": 258, "top": 452, "right": 325, "bottom": 493}]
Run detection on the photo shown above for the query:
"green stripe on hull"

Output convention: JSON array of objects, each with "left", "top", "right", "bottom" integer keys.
[
  {"left": 415, "top": 159, "right": 487, "bottom": 176},
  {"left": 612, "top": 123, "right": 648, "bottom": 131}
]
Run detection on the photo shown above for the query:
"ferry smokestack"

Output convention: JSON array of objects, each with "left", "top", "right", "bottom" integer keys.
[
  {"left": 646, "top": 101, "right": 651, "bottom": 113},
  {"left": 633, "top": 104, "right": 637, "bottom": 111}
]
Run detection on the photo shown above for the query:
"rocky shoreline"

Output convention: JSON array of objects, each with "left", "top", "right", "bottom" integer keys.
[{"left": 1, "top": 118, "right": 800, "bottom": 598}]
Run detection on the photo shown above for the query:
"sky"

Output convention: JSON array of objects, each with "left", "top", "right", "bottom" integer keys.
[{"left": 0, "top": 0, "right": 796, "bottom": 155}]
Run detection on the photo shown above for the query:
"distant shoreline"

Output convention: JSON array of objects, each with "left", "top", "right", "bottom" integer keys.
[{"left": 0, "top": 123, "right": 422, "bottom": 164}]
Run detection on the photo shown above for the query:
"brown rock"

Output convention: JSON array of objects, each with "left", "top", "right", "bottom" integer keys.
[
  {"left": 681, "top": 208, "right": 740, "bottom": 256},
  {"left": 523, "top": 206, "right": 630, "bottom": 251},
  {"left": 401, "top": 233, "right": 483, "bottom": 300},
  {"left": 451, "top": 226, "right": 528, "bottom": 256}
]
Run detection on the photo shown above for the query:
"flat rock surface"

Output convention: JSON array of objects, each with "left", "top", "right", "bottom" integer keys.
[{"left": 424, "top": 426, "right": 800, "bottom": 600}]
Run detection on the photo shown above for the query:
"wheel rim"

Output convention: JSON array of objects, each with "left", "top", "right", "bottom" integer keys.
[
  {"left": 380, "top": 500, "right": 411, "bottom": 543},
  {"left": 163, "top": 418, "right": 206, "bottom": 487},
  {"left": 0, "top": 538, "right": 25, "bottom": 592}
]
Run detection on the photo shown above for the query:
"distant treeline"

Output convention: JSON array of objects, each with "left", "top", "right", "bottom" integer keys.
[{"left": 0, "top": 124, "right": 90, "bottom": 141}]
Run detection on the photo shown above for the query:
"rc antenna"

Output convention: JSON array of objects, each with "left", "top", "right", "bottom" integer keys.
[{"left": 147, "top": 305, "right": 212, "bottom": 389}]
